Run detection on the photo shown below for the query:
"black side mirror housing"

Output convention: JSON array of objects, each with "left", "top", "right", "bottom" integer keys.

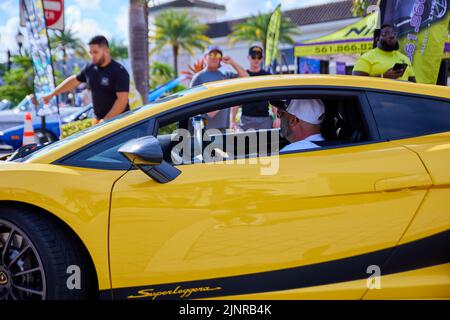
[{"left": 118, "top": 136, "right": 181, "bottom": 183}]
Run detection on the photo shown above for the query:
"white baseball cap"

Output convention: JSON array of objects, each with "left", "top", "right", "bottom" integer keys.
[{"left": 286, "top": 99, "right": 325, "bottom": 125}]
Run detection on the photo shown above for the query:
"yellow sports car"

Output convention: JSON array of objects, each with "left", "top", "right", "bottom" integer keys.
[{"left": 0, "top": 75, "right": 449, "bottom": 300}]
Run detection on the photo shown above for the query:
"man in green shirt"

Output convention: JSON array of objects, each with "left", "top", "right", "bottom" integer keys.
[{"left": 353, "top": 24, "right": 416, "bottom": 82}]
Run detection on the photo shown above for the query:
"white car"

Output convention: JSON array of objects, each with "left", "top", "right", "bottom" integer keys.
[{"left": 0, "top": 95, "right": 79, "bottom": 131}]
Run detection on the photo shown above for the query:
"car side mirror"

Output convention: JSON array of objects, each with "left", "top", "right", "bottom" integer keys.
[{"left": 118, "top": 136, "right": 181, "bottom": 184}]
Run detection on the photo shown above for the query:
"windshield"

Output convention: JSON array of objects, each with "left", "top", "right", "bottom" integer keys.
[
  {"left": 15, "top": 97, "right": 33, "bottom": 112},
  {"left": 18, "top": 107, "right": 141, "bottom": 162},
  {"left": 17, "top": 85, "right": 206, "bottom": 162}
]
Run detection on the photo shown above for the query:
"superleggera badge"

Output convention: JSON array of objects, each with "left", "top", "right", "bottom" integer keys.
[{"left": 127, "top": 285, "right": 222, "bottom": 300}]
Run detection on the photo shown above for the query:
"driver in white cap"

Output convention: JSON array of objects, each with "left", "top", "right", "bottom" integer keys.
[{"left": 278, "top": 99, "right": 326, "bottom": 152}]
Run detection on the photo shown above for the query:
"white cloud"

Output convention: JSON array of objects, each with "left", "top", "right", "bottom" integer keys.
[
  {"left": 115, "top": 5, "right": 129, "bottom": 45},
  {"left": 218, "top": 0, "right": 274, "bottom": 21},
  {"left": 0, "top": 0, "right": 17, "bottom": 17},
  {"left": 0, "top": 17, "right": 24, "bottom": 63},
  {"left": 66, "top": 5, "right": 82, "bottom": 25},
  {"left": 217, "top": 0, "right": 341, "bottom": 21},
  {"left": 65, "top": 5, "right": 111, "bottom": 44},
  {"left": 75, "top": 0, "right": 100, "bottom": 10}
]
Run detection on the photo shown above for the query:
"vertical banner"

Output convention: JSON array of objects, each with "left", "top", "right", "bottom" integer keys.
[
  {"left": 265, "top": 4, "right": 282, "bottom": 71},
  {"left": 22, "top": 0, "right": 58, "bottom": 116},
  {"left": 381, "top": 0, "right": 450, "bottom": 84}
]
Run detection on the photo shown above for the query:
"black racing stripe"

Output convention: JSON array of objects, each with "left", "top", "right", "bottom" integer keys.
[
  {"left": 382, "top": 229, "right": 450, "bottom": 275},
  {"left": 103, "top": 229, "right": 450, "bottom": 300}
]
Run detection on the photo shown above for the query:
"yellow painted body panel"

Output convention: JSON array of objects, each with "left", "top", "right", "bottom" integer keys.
[
  {"left": 399, "top": 189, "right": 450, "bottom": 244},
  {"left": 109, "top": 141, "right": 431, "bottom": 295},
  {"left": 363, "top": 263, "right": 450, "bottom": 299},
  {"left": 395, "top": 132, "right": 450, "bottom": 186},
  {"left": 0, "top": 161, "right": 126, "bottom": 290}
]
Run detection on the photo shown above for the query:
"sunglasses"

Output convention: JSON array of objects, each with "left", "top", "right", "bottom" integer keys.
[
  {"left": 208, "top": 52, "right": 222, "bottom": 59},
  {"left": 250, "top": 55, "right": 263, "bottom": 60},
  {"left": 381, "top": 31, "right": 398, "bottom": 37}
]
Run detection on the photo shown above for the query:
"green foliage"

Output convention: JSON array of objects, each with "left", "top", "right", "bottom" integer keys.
[
  {"left": 49, "top": 27, "right": 88, "bottom": 60},
  {"left": 61, "top": 119, "right": 93, "bottom": 138},
  {"left": 109, "top": 38, "right": 129, "bottom": 60},
  {"left": 158, "top": 122, "right": 178, "bottom": 135},
  {"left": 0, "top": 55, "right": 34, "bottom": 104},
  {"left": 150, "top": 62, "right": 175, "bottom": 88},
  {"left": 150, "top": 10, "right": 211, "bottom": 73},
  {"left": 0, "top": 63, "right": 6, "bottom": 76},
  {"left": 228, "top": 11, "right": 300, "bottom": 52},
  {"left": 149, "top": 62, "right": 186, "bottom": 94}
]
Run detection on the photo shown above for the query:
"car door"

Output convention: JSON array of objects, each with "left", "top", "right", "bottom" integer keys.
[{"left": 108, "top": 88, "right": 432, "bottom": 300}]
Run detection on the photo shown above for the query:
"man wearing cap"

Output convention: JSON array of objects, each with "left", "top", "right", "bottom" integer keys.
[
  {"left": 278, "top": 99, "right": 326, "bottom": 152},
  {"left": 190, "top": 45, "right": 248, "bottom": 130},
  {"left": 230, "top": 46, "right": 279, "bottom": 131}
]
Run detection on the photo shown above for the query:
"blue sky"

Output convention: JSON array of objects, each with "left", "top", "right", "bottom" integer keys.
[{"left": 0, "top": 0, "right": 331, "bottom": 62}]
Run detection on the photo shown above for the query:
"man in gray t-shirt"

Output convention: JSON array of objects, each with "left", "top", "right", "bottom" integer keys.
[{"left": 190, "top": 45, "right": 248, "bottom": 130}]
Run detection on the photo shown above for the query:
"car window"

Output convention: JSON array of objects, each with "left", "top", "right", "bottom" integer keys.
[
  {"left": 59, "top": 121, "right": 152, "bottom": 169},
  {"left": 16, "top": 98, "right": 32, "bottom": 112},
  {"left": 367, "top": 92, "right": 450, "bottom": 139},
  {"left": 21, "top": 107, "right": 151, "bottom": 162},
  {"left": 156, "top": 93, "right": 369, "bottom": 165}
]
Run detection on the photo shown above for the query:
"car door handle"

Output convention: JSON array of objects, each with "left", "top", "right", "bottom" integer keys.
[{"left": 375, "top": 173, "right": 432, "bottom": 191}]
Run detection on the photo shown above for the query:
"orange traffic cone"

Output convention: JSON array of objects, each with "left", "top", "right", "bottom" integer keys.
[{"left": 23, "top": 112, "right": 36, "bottom": 146}]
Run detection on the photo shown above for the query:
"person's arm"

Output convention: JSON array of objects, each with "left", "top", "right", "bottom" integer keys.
[
  {"left": 42, "top": 75, "right": 81, "bottom": 104},
  {"left": 353, "top": 56, "right": 403, "bottom": 79},
  {"left": 271, "top": 105, "right": 280, "bottom": 128},
  {"left": 207, "top": 110, "right": 220, "bottom": 118},
  {"left": 222, "top": 56, "right": 249, "bottom": 77},
  {"left": 352, "top": 56, "right": 374, "bottom": 78},
  {"left": 352, "top": 70, "right": 370, "bottom": 76},
  {"left": 353, "top": 68, "right": 403, "bottom": 79},
  {"left": 230, "top": 106, "right": 239, "bottom": 130},
  {"left": 102, "top": 92, "right": 129, "bottom": 120}
]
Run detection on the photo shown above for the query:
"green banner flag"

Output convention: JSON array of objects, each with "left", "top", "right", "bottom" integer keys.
[{"left": 265, "top": 4, "right": 282, "bottom": 68}]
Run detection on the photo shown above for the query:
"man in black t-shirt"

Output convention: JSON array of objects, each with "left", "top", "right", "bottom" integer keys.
[
  {"left": 42, "top": 35, "right": 130, "bottom": 123},
  {"left": 230, "top": 46, "right": 279, "bottom": 131}
]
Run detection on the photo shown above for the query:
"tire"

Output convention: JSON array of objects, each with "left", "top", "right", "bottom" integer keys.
[
  {"left": 0, "top": 207, "right": 97, "bottom": 300},
  {"left": 35, "top": 129, "right": 58, "bottom": 145}
]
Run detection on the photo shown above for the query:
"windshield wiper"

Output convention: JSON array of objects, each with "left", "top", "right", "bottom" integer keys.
[{"left": 7, "top": 142, "right": 53, "bottom": 161}]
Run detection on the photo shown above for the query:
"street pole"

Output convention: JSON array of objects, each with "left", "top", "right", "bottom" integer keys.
[{"left": 7, "top": 50, "right": 11, "bottom": 71}]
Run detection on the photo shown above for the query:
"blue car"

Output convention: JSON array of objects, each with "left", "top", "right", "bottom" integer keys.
[{"left": 0, "top": 104, "right": 94, "bottom": 150}]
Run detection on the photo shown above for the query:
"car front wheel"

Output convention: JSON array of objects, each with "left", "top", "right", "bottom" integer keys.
[{"left": 0, "top": 207, "right": 97, "bottom": 300}]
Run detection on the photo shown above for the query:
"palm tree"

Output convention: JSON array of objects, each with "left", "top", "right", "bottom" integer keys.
[
  {"left": 109, "top": 38, "right": 129, "bottom": 60},
  {"left": 228, "top": 12, "right": 300, "bottom": 54},
  {"left": 150, "top": 10, "right": 211, "bottom": 74},
  {"left": 49, "top": 27, "right": 88, "bottom": 77},
  {"left": 129, "top": 0, "right": 149, "bottom": 104}
]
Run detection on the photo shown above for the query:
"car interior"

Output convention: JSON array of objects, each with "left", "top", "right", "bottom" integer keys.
[{"left": 156, "top": 94, "right": 370, "bottom": 165}]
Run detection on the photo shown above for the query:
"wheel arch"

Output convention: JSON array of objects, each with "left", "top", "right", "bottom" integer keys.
[{"left": 0, "top": 200, "right": 100, "bottom": 297}]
